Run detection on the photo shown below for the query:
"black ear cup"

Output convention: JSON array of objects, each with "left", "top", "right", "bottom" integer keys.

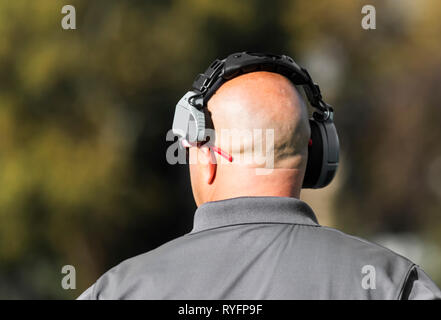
[{"left": 302, "top": 119, "right": 339, "bottom": 188}]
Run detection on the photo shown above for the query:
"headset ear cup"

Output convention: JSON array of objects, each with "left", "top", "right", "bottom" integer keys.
[
  {"left": 303, "top": 120, "right": 324, "bottom": 188},
  {"left": 302, "top": 119, "right": 339, "bottom": 189}
]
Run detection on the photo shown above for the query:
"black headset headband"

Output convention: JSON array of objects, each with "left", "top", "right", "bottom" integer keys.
[{"left": 190, "top": 51, "right": 333, "bottom": 121}]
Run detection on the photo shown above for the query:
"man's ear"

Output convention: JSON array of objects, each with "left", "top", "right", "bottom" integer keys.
[{"left": 199, "top": 145, "right": 217, "bottom": 185}]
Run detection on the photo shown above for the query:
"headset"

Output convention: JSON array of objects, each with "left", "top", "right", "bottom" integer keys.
[{"left": 172, "top": 51, "right": 339, "bottom": 189}]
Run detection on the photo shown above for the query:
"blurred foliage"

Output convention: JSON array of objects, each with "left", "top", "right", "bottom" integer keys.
[{"left": 0, "top": 0, "right": 440, "bottom": 298}]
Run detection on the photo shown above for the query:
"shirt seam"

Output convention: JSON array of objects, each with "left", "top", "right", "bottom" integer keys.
[
  {"left": 188, "top": 221, "right": 321, "bottom": 236},
  {"left": 396, "top": 263, "right": 416, "bottom": 300}
]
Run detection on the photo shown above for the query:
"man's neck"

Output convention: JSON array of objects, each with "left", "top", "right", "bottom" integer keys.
[{"left": 204, "top": 167, "right": 304, "bottom": 204}]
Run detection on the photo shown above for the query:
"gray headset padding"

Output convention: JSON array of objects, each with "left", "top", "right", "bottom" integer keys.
[{"left": 172, "top": 91, "right": 206, "bottom": 143}]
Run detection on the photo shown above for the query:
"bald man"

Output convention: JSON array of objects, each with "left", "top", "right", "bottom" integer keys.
[{"left": 78, "top": 70, "right": 441, "bottom": 300}]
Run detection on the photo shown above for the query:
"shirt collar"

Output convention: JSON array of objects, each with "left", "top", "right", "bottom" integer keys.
[{"left": 191, "top": 196, "right": 319, "bottom": 233}]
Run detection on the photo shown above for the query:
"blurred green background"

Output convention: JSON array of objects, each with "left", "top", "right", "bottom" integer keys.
[{"left": 1, "top": 0, "right": 441, "bottom": 299}]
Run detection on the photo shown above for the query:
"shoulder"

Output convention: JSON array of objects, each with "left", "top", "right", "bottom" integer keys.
[
  {"left": 86, "top": 234, "right": 193, "bottom": 299},
  {"left": 317, "top": 225, "right": 413, "bottom": 264},
  {"left": 309, "top": 226, "right": 416, "bottom": 298}
]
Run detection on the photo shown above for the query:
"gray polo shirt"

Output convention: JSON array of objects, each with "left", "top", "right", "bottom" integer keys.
[{"left": 78, "top": 196, "right": 441, "bottom": 299}]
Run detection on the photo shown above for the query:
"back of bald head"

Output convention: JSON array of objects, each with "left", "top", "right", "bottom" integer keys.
[{"left": 206, "top": 71, "right": 310, "bottom": 170}]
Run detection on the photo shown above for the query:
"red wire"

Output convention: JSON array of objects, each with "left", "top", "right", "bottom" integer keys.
[{"left": 211, "top": 146, "right": 233, "bottom": 162}]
